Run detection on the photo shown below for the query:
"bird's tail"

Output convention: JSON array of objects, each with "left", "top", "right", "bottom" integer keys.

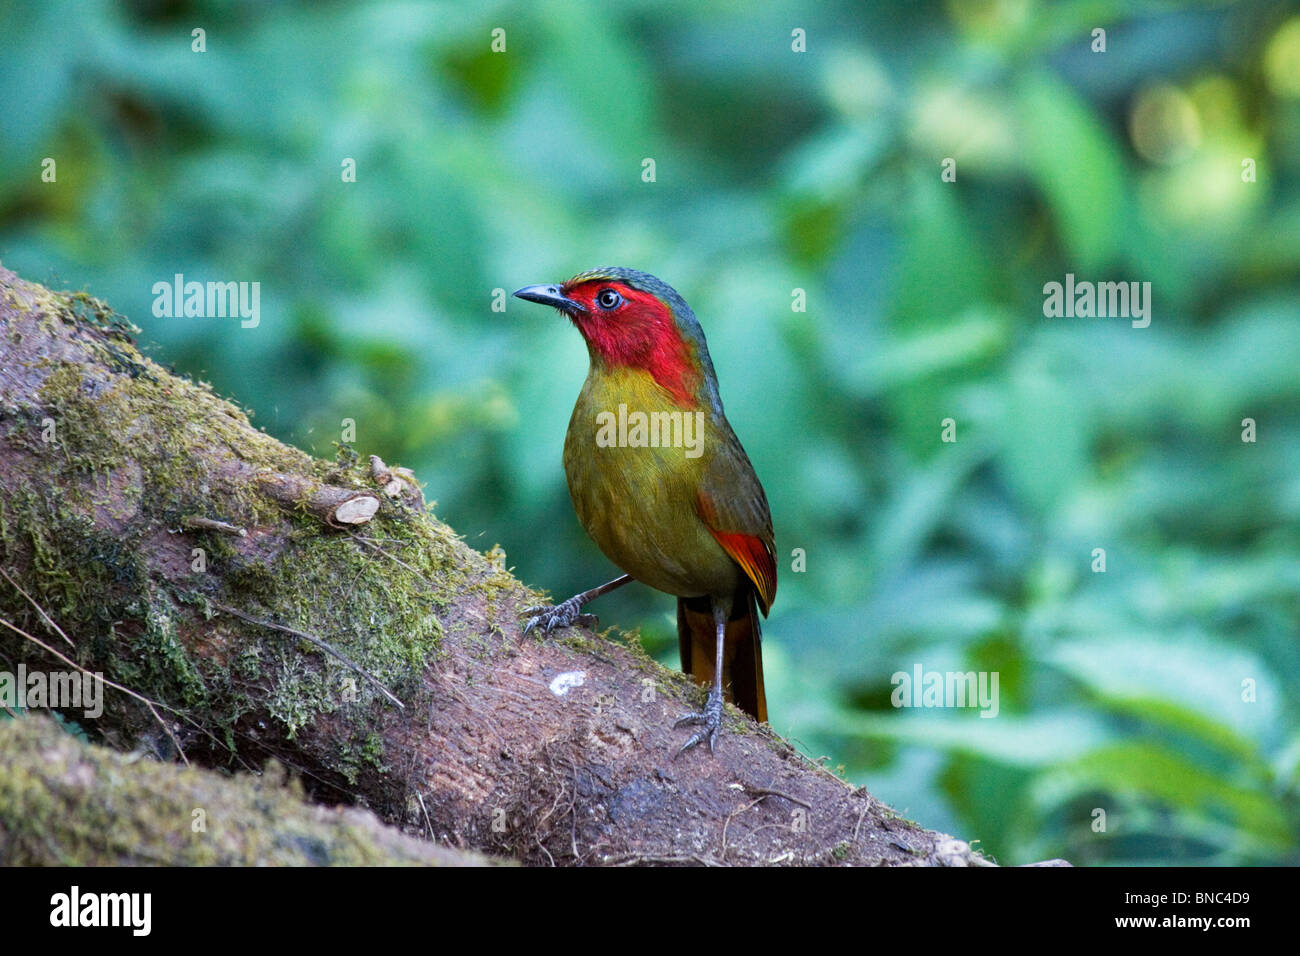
[{"left": 677, "top": 585, "right": 767, "bottom": 722}]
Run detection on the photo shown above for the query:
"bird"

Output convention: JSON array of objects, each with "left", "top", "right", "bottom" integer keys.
[{"left": 513, "top": 267, "right": 776, "bottom": 754}]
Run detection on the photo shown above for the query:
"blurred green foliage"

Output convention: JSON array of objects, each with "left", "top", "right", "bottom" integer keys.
[{"left": 2, "top": 0, "right": 1298, "bottom": 865}]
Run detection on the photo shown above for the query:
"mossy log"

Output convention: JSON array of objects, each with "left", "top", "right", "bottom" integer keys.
[
  {"left": 0, "top": 715, "right": 497, "bottom": 865},
  {"left": 0, "top": 263, "right": 986, "bottom": 866}
]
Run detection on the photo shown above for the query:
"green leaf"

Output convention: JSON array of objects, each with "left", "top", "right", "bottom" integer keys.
[
  {"left": 1016, "top": 71, "right": 1127, "bottom": 270},
  {"left": 1030, "top": 742, "right": 1293, "bottom": 849},
  {"left": 834, "top": 710, "right": 1111, "bottom": 767},
  {"left": 1046, "top": 634, "right": 1280, "bottom": 764}
]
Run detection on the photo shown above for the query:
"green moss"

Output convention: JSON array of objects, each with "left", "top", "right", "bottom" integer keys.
[
  {"left": 333, "top": 727, "right": 393, "bottom": 785},
  {"left": 0, "top": 276, "right": 580, "bottom": 816},
  {"left": 0, "top": 715, "right": 498, "bottom": 865},
  {"left": 63, "top": 290, "right": 141, "bottom": 339},
  {"left": 0, "top": 281, "right": 503, "bottom": 756},
  {"left": 110, "top": 592, "right": 211, "bottom": 712}
]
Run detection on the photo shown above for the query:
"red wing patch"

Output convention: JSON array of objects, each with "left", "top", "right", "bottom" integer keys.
[{"left": 702, "top": 526, "right": 777, "bottom": 615}]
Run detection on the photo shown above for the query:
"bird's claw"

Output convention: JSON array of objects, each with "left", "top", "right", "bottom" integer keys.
[
  {"left": 521, "top": 597, "right": 596, "bottom": 635},
  {"left": 674, "top": 688, "right": 724, "bottom": 756}
]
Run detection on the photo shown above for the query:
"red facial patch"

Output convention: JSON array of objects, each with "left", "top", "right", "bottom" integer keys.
[{"left": 562, "top": 280, "right": 700, "bottom": 407}]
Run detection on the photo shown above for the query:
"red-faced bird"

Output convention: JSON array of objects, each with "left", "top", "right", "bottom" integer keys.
[{"left": 514, "top": 268, "right": 776, "bottom": 753}]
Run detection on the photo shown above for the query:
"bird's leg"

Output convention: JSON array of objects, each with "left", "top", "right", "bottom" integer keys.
[
  {"left": 675, "top": 596, "right": 729, "bottom": 755},
  {"left": 521, "top": 574, "right": 632, "bottom": 634}
]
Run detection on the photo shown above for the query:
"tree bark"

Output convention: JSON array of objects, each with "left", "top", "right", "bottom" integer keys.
[{"left": 0, "top": 264, "right": 990, "bottom": 866}]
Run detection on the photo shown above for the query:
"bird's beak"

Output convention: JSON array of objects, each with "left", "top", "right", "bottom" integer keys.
[{"left": 513, "top": 283, "right": 586, "bottom": 315}]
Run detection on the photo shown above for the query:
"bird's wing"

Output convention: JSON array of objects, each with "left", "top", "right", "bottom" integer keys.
[{"left": 694, "top": 424, "right": 777, "bottom": 613}]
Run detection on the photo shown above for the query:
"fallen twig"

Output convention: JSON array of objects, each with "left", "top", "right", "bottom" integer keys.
[
  {"left": 0, "top": 567, "right": 75, "bottom": 648},
  {"left": 212, "top": 602, "right": 404, "bottom": 709},
  {"left": 0, "top": 614, "right": 189, "bottom": 765},
  {"left": 182, "top": 516, "right": 247, "bottom": 536},
  {"left": 257, "top": 472, "right": 380, "bottom": 528}
]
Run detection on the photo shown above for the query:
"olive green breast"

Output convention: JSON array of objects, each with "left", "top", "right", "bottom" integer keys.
[{"left": 562, "top": 365, "right": 741, "bottom": 599}]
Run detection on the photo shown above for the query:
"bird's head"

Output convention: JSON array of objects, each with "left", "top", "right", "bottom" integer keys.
[{"left": 514, "top": 267, "right": 720, "bottom": 409}]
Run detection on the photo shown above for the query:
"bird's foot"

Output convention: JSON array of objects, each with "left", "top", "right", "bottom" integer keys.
[
  {"left": 674, "top": 686, "right": 724, "bottom": 756},
  {"left": 521, "top": 595, "right": 598, "bottom": 635}
]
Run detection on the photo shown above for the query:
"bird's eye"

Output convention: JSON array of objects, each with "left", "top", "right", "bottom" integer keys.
[{"left": 596, "top": 289, "right": 623, "bottom": 310}]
